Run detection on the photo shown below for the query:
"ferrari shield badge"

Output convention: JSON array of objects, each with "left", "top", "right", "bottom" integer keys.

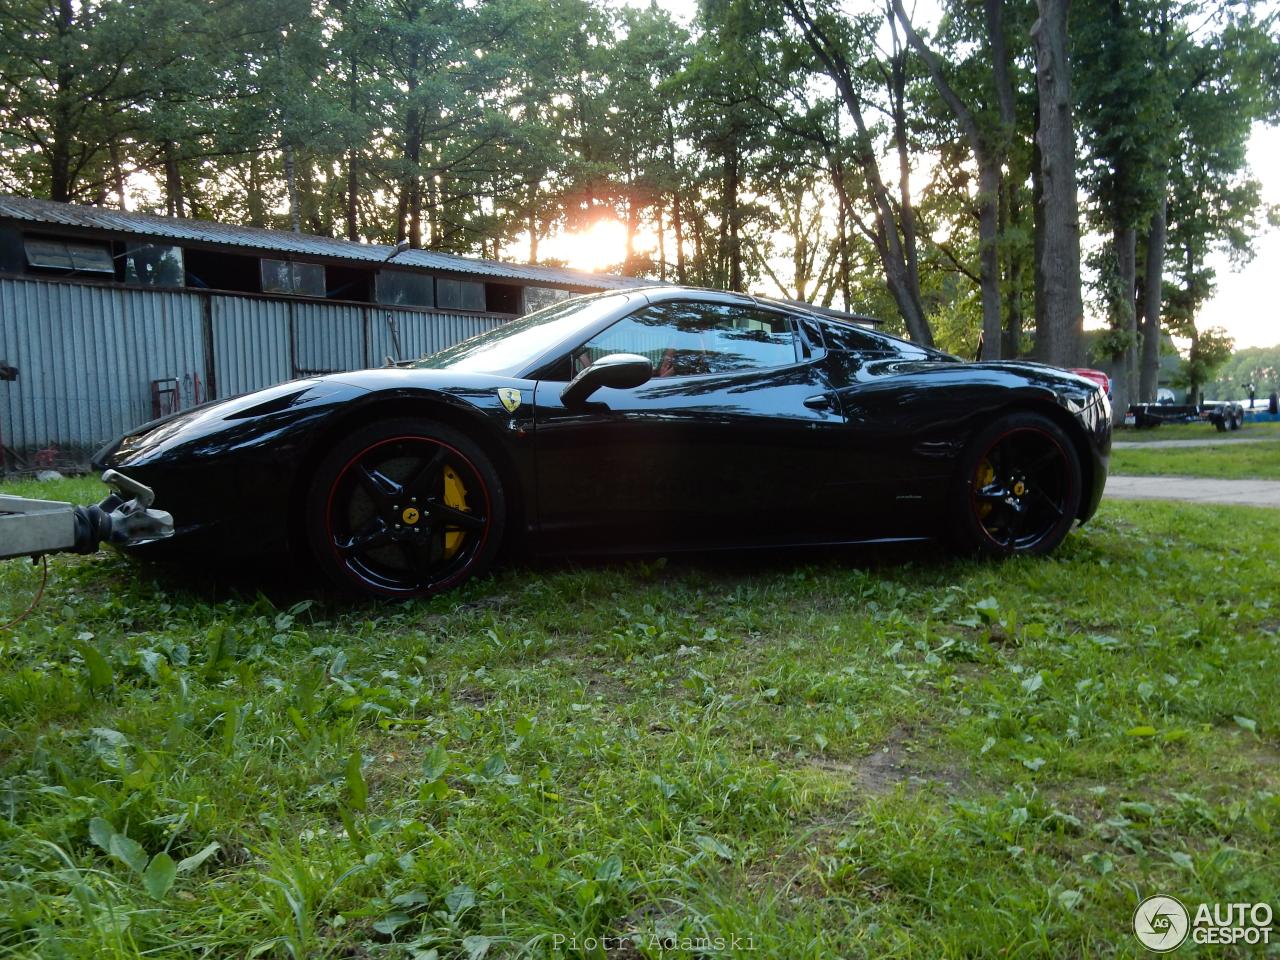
[{"left": 498, "top": 387, "right": 522, "bottom": 413}]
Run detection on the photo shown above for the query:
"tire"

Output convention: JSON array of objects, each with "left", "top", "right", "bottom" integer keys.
[
  {"left": 950, "top": 411, "right": 1083, "bottom": 557},
  {"left": 305, "top": 418, "right": 505, "bottom": 599},
  {"left": 1228, "top": 412, "right": 1241, "bottom": 431},
  {"left": 1215, "top": 418, "right": 1228, "bottom": 432}
]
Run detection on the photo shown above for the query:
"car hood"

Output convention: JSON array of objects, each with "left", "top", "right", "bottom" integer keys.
[{"left": 96, "top": 367, "right": 535, "bottom": 468}]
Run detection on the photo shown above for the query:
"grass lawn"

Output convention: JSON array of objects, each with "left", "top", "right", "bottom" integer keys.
[
  {"left": 1114, "top": 419, "right": 1280, "bottom": 443},
  {"left": 1, "top": 477, "right": 1277, "bottom": 957},
  {"left": 1111, "top": 437, "right": 1280, "bottom": 479}
]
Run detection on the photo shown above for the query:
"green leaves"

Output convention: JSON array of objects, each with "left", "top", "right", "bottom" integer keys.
[
  {"left": 72, "top": 635, "right": 113, "bottom": 692},
  {"left": 345, "top": 750, "right": 368, "bottom": 812},
  {"left": 176, "top": 842, "right": 221, "bottom": 875},
  {"left": 422, "top": 744, "right": 449, "bottom": 783},
  {"left": 444, "top": 884, "right": 475, "bottom": 916},
  {"left": 143, "top": 852, "right": 177, "bottom": 899},
  {"left": 695, "top": 834, "right": 735, "bottom": 862},
  {"left": 89, "top": 819, "right": 219, "bottom": 899},
  {"left": 109, "top": 833, "right": 149, "bottom": 875}
]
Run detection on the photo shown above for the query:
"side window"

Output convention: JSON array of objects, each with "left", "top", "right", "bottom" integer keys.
[
  {"left": 794, "top": 315, "right": 825, "bottom": 358},
  {"left": 575, "top": 301, "right": 798, "bottom": 378},
  {"left": 820, "top": 320, "right": 890, "bottom": 353}
]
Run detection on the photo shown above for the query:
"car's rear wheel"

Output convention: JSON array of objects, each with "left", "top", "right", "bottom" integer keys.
[
  {"left": 951, "top": 412, "right": 1082, "bottom": 557},
  {"left": 305, "top": 419, "right": 505, "bottom": 598}
]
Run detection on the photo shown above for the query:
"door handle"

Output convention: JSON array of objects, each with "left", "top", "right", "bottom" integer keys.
[{"left": 803, "top": 394, "right": 833, "bottom": 411}]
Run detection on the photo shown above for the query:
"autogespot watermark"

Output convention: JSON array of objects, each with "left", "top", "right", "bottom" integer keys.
[{"left": 1133, "top": 894, "right": 1273, "bottom": 951}]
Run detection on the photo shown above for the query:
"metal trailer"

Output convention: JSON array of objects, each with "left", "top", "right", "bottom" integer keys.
[
  {"left": 0, "top": 470, "right": 172, "bottom": 563},
  {"left": 1129, "top": 401, "right": 1246, "bottom": 431}
]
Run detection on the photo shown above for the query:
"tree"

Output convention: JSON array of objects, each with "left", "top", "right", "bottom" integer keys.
[
  {"left": 890, "top": 0, "right": 1012, "bottom": 359},
  {"left": 776, "top": 0, "right": 934, "bottom": 344},
  {"left": 1030, "top": 0, "right": 1084, "bottom": 367},
  {"left": 1171, "top": 326, "right": 1233, "bottom": 403},
  {"left": 1075, "top": 0, "right": 1171, "bottom": 412}
]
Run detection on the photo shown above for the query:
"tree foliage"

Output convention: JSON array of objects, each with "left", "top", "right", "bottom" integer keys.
[{"left": 0, "top": 0, "right": 1275, "bottom": 359}]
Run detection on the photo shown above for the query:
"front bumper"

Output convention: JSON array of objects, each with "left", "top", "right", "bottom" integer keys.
[
  {"left": 1078, "top": 392, "right": 1111, "bottom": 523},
  {"left": 94, "top": 380, "right": 366, "bottom": 560}
]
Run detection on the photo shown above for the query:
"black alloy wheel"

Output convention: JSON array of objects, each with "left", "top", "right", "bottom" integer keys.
[
  {"left": 953, "top": 412, "right": 1083, "bottom": 557},
  {"left": 306, "top": 419, "right": 505, "bottom": 598}
]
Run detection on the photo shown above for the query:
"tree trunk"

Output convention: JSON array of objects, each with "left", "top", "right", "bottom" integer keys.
[
  {"left": 1112, "top": 225, "right": 1137, "bottom": 415},
  {"left": 988, "top": 0, "right": 1022, "bottom": 357},
  {"left": 164, "top": 142, "right": 185, "bottom": 218},
  {"left": 672, "top": 188, "right": 687, "bottom": 284},
  {"left": 345, "top": 150, "right": 359, "bottom": 241},
  {"left": 665, "top": 116, "right": 688, "bottom": 284},
  {"left": 624, "top": 183, "right": 639, "bottom": 276},
  {"left": 1002, "top": 181, "right": 1025, "bottom": 357},
  {"left": 409, "top": 177, "right": 423, "bottom": 249},
  {"left": 889, "top": 55, "right": 922, "bottom": 303},
  {"left": 296, "top": 154, "right": 325, "bottom": 235},
  {"left": 1139, "top": 191, "right": 1166, "bottom": 401},
  {"left": 725, "top": 149, "right": 743, "bottom": 291},
  {"left": 109, "top": 140, "right": 128, "bottom": 211},
  {"left": 1031, "top": 0, "right": 1084, "bottom": 367},
  {"left": 48, "top": 0, "right": 76, "bottom": 202},
  {"left": 345, "top": 35, "right": 360, "bottom": 241},
  {"left": 1031, "top": 97, "right": 1046, "bottom": 338},
  {"left": 528, "top": 208, "right": 539, "bottom": 264},
  {"left": 837, "top": 166, "right": 851, "bottom": 312},
  {"left": 283, "top": 142, "right": 301, "bottom": 233},
  {"left": 692, "top": 210, "right": 705, "bottom": 285},
  {"left": 246, "top": 154, "right": 266, "bottom": 227},
  {"left": 977, "top": 163, "right": 1003, "bottom": 360},
  {"left": 657, "top": 200, "right": 667, "bottom": 281},
  {"left": 399, "top": 58, "right": 422, "bottom": 247}
]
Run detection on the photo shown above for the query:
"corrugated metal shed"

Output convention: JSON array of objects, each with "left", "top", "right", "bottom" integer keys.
[
  {"left": 0, "top": 195, "right": 654, "bottom": 291},
  {"left": 0, "top": 276, "right": 506, "bottom": 459},
  {"left": 1, "top": 278, "right": 207, "bottom": 457}
]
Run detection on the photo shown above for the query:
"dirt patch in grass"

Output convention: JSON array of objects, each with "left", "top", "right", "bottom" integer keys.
[{"left": 807, "top": 724, "right": 973, "bottom": 798}]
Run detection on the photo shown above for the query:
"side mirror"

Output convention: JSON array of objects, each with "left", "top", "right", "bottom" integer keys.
[{"left": 561, "top": 353, "right": 653, "bottom": 407}]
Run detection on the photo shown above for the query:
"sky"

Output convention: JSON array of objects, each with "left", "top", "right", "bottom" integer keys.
[{"left": 1196, "top": 124, "right": 1280, "bottom": 349}]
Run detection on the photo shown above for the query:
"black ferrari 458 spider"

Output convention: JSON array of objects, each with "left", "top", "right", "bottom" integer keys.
[{"left": 97, "top": 287, "right": 1111, "bottom": 598}]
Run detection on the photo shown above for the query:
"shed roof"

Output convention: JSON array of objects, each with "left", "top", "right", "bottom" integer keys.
[{"left": 0, "top": 195, "right": 652, "bottom": 291}]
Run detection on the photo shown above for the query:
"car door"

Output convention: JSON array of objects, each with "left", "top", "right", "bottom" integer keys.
[
  {"left": 814, "top": 319, "right": 960, "bottom": 538},
  {"left": 531, "top": 296, "right": 848, "bottom": 553}
]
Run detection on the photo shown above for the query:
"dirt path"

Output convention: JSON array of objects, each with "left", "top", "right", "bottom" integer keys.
[
  {"left": 1111, "top": 437, "right": 1274, "bottom": 449},
  {"left": 1105, "top": 475, "right": 1280, "bottom": 509}
]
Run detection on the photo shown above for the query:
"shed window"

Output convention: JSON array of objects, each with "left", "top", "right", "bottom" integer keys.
[
  {"left": 24, "top": 238, "right": 115, "bottom": 274},
  {"left": 261, "top": 259, "right": 325, "bottom": 296},
  {"left": 436, "top": 277, "right": 485, "bottom": 311},
  {"left": 124, "top": 243, "right": 184, "bottom": 287},
  {"left": 376, "top": 270, "right": 434, "bottom": 308}
]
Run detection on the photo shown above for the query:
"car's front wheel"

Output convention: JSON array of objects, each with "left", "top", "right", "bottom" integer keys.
[
  {"left": 951, "top": 411, "right": 1083, "bottom": 557},
  {"left": 305, "top": 419, "right": 505, "bottom": 598}
]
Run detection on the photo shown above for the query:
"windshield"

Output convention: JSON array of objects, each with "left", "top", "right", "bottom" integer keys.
[{"left": 411, "top": 292, "right": 634, "bottom": 374}]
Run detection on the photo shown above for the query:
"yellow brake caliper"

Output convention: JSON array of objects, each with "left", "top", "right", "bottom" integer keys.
[
  {"left": 976, "top": 458, "right": 995, "bottom": 519},
  {"left": 442, "top": 465, "right": 470, "bottom": 558}
]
